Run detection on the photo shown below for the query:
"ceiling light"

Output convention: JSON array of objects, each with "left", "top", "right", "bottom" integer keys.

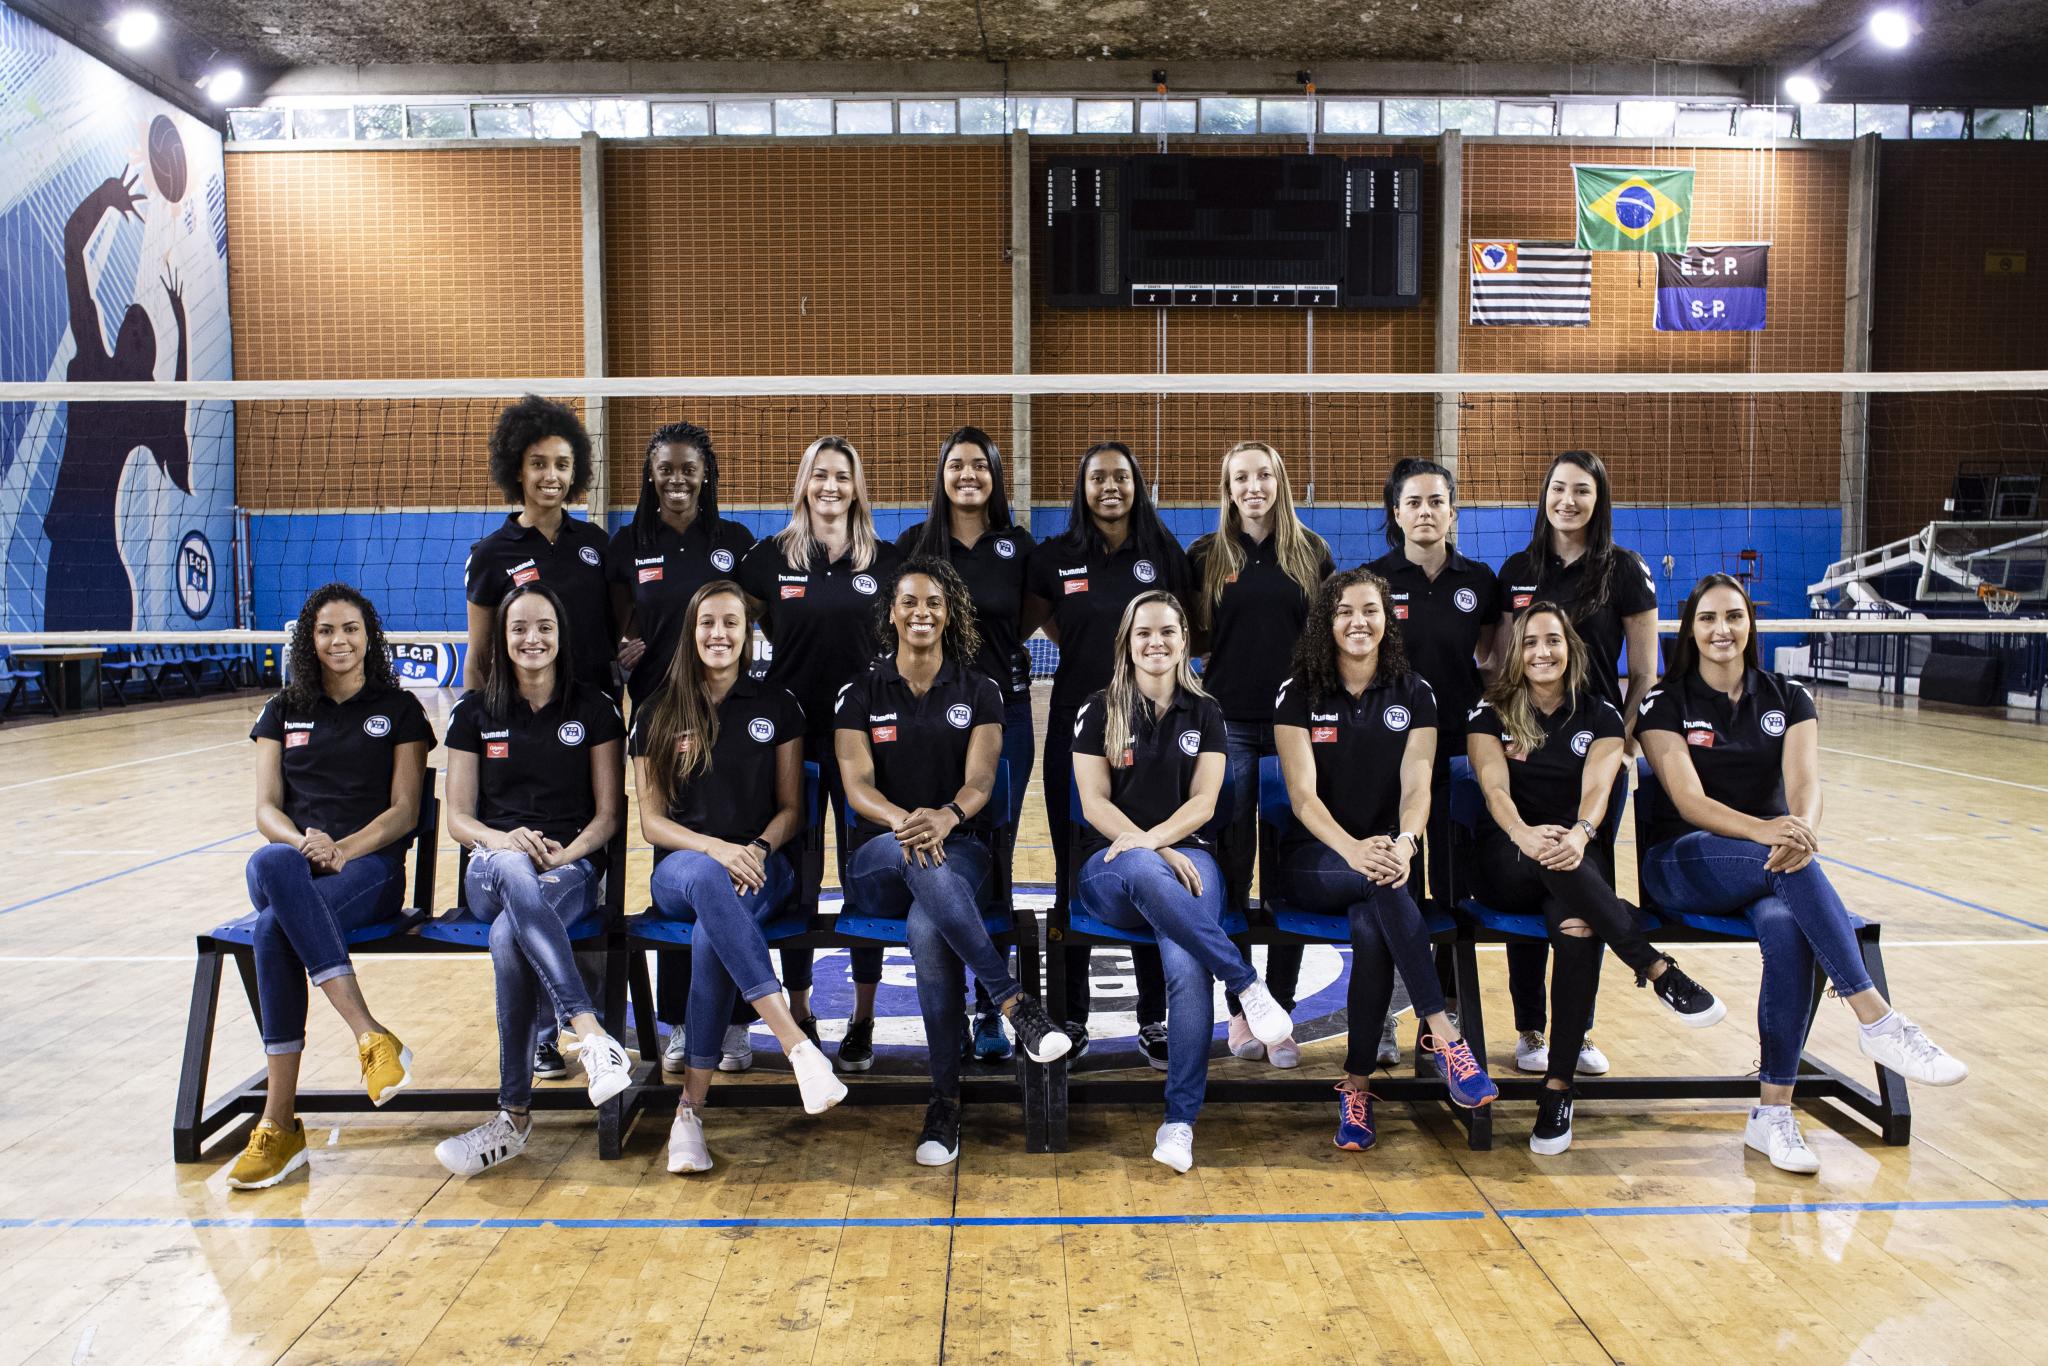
[
  {"left": 1868, "top": 9, "right": 1914, "bottom": 49},
  {"left": 1783, "top": 72, "right": 1826, "bottom": 105},
  {"left": 112, "top": 9, "right": 159, "bottom": 48},
  {"left": 201, "top": 67, "right": 245, "bottom": 102}
]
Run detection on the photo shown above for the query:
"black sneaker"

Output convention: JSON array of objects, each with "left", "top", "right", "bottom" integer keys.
[
  {"left": 533, "top": 1039, "right": 569, "bottom": 1080},
  {"left": 1064, "top": 1020, "right": 1090, "bottom": 1061},
  {"left": 1139, "top": 1021, "right": 1169, "bottom": 1072},
  {"left": 914, "top": 1094, "right": 961, "bottom": 1166},
  {"left": 1648, "top": 958, "right": 1729, "bottom": 1029},
  {"left": 1530, "top": 1085, "right": 1574, "bottom": 1156},
  {"left": 959, "top": 1018, "right": 977, "bottom": 1061},
  {"left": 1005, "top": 995, "right": 1072, "bottom": 1064},
  {"left": 837, "top": 1017, "right": 875, "bottom": 1073},
  {"left": 797, "top": 1015, "right": 824, "bottom": 1051}
]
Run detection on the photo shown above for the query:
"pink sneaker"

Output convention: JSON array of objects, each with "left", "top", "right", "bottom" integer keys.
[
  {"left": 1267, "top": 1035, "right": 1301, "bottom": 1069},
  {"left": 1226, "top": 1013, "right": 1266, "bottom": 1060}
]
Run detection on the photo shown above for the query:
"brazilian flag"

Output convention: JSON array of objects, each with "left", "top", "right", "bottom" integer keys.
[{"left": 1574, "top": 165, "right": 1693, "bottom": 252}]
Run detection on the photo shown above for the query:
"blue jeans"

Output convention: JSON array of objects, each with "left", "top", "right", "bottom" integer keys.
[
  {"left": 846, "top": 831, "right": 1010, "bottom": 1097},
  {"left": 967, "top": 697, "right": 1036, "bottom": 1016},
  {"left": 1280, "top": 842, "right": 1447, "bottom": 1073},
  {"left": 467, "top": 851, "right": 603, "bottom": 1110},
  {"left": 1221, "top": 721, "right": 1302, "bottom": 1016},
  {"left": 650, "top": 849, "right": 796, "bottom": 1070},
  {"left": 1641, "top": 832, "right": 1874, "bottom": 1087},
  {"left": 1080, "top": 846, "right": 1248, "bottom": 1124},
  {"left": 245, "top": 842, "right": 406, "bottom": 1055}
]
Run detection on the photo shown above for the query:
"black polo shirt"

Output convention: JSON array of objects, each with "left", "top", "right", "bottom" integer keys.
[
  {"left": 738, "top": 537, "right": 903, "bottom": 737},
  {"left": 606, "top": 515, "right": 757, "bottom": 706},
  {"left": 1467, "top": 692, "right": 1624, "bottom": 829},
  {"left": 1069, "top": 686, "right": 1228, "bottom": 857},
  {"left": 1273, "top": 669, "right": 1438, "bottom": 847},
  {"left": 465, "top": 512, "right": 617, "bottom": 696},
  {"left": 627, "top": 678, "right": 805, "bottom": 846},
  {"left": 446, "top": 687, "right": 624, "bottom": 877},
  {"left": 1367, "top": 547, "right": 1500, "bottom": 743},
  {"left": 1494, "top": 546, "right": 1657, "bottom": 711},
  {"left": 250, "top": 684, "right": 434, "bottom": 862},
  {"left": 1191, "top": 531, "right": 1335, "bottom": 726},
  {"left": 834, "top": 655, "right": 1003, "bottom": 847},
  {"left": 895, "top": 520, "right": 1037, "bottom": 699},
  {"left": 1026, "top": 533, "right": 1195, "bottom": 712},
  {"left": 1637, "top": 667, "right": 1818, "bottom": 848}
]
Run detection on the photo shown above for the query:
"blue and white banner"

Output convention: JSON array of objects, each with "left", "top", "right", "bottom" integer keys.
[
  {"left": 0, "top": 1, "right": 235, "bottom": 634},
  {"left": 1653, "top": 244, "right": 1769, "bottom": 332}
]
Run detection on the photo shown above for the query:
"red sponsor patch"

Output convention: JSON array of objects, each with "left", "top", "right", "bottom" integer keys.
[
  {"left": 638, "top": 565, "right": 663, "bottom": 583},
  {"left": 1311, "top": 726, "right": 1338, "bottom": 744},
  {"left": 512, "top": 565, "right": 540, "bottom": 586},
  {"left": 1120, "top": 747, "right": 1135, "bottom": 767},
  {"left": 676, "top": 734, "right": 693, "bottom": 754},
  {"left": 871, "top": 726, "right": 898, "bottom": 743},
  {"left": 1511, "top": 592, "right": 1532, "bottom": 609},
  {"left": 486, "top": 741, "right": 510, "bottom": 759},
  {"left": 1393, "top": 604, "right": 1409, "bottom": 619},
  {"left": 780, "top": 584, "right": 806, "bottom": 600},
  {"left": 1064, "top": 578, "right": 1089, "bottom": 595},
  {"left": 285, "top": 731, "right": 310, "bottom": 749},
  {"left": 1686, "top": 730, "right": 1716, "bottom": 748}
]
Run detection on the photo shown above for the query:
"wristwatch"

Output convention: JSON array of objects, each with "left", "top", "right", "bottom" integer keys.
[
  {"left": 1575, "top": 819, "right": 1599, "bottom": 840},
  {"left": 748, "top": 837, "right": 772, "bottom": 855},
  {"left": 1395, "top": 830, "right": 1419, "bottom": 850}
]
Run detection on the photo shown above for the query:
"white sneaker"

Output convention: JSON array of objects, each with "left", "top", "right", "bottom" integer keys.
[
  {"left": 1237, "top": 980, "right": 1293, "bottom": 1047},
  {"left": 668, "top": 1105, "right": 712, "bottom": 1173},
  {"left": 1744, "top": 1104, "right": 1820, "bottom": 1174},
  {"left": 1514, "top": 1030, "right": 1549, "bottom": 1073},
  {"left": 660, "top": 1026, "right": 689, "bottom": 1073},
  {"left": 1858, "top": 1014, "right": 1968, "bottom": 1086},
  {"left": 1151, "top": 1121, "right": 1195, "bottom": 1173},
  {"left": 1267, "top": 1035, "right": 1301, "bottom": 1069},
  {"left": 434, "top": 1110, "right": 529, "bottom": 1177},
  {"left": 572, "top": 1032, "right": 633, "bottom": 1106},
  {"left": 718, "top": 1023, "right": 755, "bottom": 1073},
  {"left": 790, "top": 1039, "right": 849, "bottom": 1115},
  {"left": 1576, "top": 1038, "right": 1611, "bottom": 1076}
]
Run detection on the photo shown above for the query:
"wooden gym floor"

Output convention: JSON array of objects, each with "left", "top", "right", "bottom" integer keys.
[{"left": 2, "top": 683, "right": 2046, "bottom": 1364}]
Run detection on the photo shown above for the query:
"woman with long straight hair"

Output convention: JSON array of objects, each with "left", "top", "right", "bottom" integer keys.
[
  {"left": 1022, "top": 441, "right": 1189, "bottom": 1058},
  {"left": 1272, "top": 569, "right": 1497, "bottom": 1155},
  {"left": 434, "top": 583, "right": 635, "bottom": 1177},
  {"left": 1493, "top": 450, "right": 1660, "bottom": 1080},
  {"left": 837, "top": 558, "right": 1069, "bottom": 1166},
  {"left": 1188, "top": 440, "right": 1333, "bottom": 1069},
  {"left": 606, "top": 421, "right": 758, "bottom": 1073},
  {"left": 636, "top": 580, "right": 848, "bottom": 1173},
  {"left": 737, "top": 435, "right": 903, "bottom": 1069},
  {"left": 1638, "top": 574, "right": 1964, "bottom": 1174},
  {"left": 1073, "top": 589, "right": 1292, "bottom": 1174},
  {"left": 1469, "top": 601, "right": 1723, "bottom": 1157},
  {"left": 898, "top": 425, "right": 1038, "bottom": 1062},
  {"left": 231, "top": 583, "right": 431, "bottom": 1189}
]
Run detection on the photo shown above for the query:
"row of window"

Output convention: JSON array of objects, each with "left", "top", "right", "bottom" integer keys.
[{"left": 227, "top": 95, "right": 2047, "bottom": 145}]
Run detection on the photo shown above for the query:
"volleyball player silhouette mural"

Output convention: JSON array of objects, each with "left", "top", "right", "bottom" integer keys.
[{"left": 0, "top": 7, "right": 233, "bottom": 635}]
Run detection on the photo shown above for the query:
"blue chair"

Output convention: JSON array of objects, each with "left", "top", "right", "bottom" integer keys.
[
  {"left": 836, "top": 761, "right": 1018, "bottom": 945},
  {"left": 0, "top": 647, "right": 59, "bottom": 718},
  {"left": 1448, "top": 754, "right": 1635, "bottom": 944}
]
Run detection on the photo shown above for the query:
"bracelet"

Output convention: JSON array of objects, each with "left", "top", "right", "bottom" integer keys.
[
  {"left": 944, "top": 800, "right": 966, "bottom": 823},
  {"left": 1576, "top": 819, "right": 1600, "bottom": 840},
  {"left": 748, "top": 837, "right": 772, "bottom": 855},
  {"left": 1395, "top": 830, "right": 1418, "bottom": 849}
]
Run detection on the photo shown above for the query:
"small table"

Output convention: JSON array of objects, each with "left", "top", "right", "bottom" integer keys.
[{"left": 9, "top": 647, "right": 106, "bottom": 713}]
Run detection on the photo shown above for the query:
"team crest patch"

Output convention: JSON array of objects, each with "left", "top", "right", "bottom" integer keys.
[
  {"left": 749, "top": 717, "right": 776, "bottom": 743},
  {"left": 1134, "top": 560, "right": 1157, "bottom": 584},
  {"left": 558, "top": 721, "right": 586, "bottom": 746},
  {"left": 1178, "top": 729, "right": 1201, "bottom": 756},
  {"left": 853, "top": 574, "right": 878, "bottom": 595},
  {"left": 364, "top": 715, "right": 392, "bottom": 737},
  {"left": 994, "top": 539, "right": 1016, "bottom": 559},
  {"left": 947, "top": 703, "right": 973, "bottom": 729},
  {"left": 1454, "top": 587, "right": 1479, "bottom": 613},
  {"left": 711, "top": 549, "right": 735, "bottom": 572},
  {"left": 1382, "top": 705, "right": 1411, "bottom": 732},
  {"left": 1571, "top": 730, "right": 1594, "bottom": 756},
  {"left": 579, "top": 545, "right": 601, "bottom": 567},
  {"left": 1761, "top": 710, "right": 1787, "bottom": 737}
]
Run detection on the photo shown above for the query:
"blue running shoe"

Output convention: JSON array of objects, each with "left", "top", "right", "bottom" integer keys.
[
  {"left": 1427, "top": 1034, "right": 1499, "bottom": 1109},
  {"left": 973, "top": 1011, "right": 1014, "bottom": 1062},
  {"left": 1334, "top": 1085, "right": 1377, "bottom": 1151}
]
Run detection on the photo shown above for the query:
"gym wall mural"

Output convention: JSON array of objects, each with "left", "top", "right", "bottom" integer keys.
[{"left": 0, "top": 0, "right": 235, "bottom": 634}]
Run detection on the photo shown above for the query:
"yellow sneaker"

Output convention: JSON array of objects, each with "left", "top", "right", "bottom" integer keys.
[
  {"left": 358, "top": 1030, "right": 414, "bottom": 1106},
  {"left": 227, "top": 1117, "right": 307, "bottom": 1189}
]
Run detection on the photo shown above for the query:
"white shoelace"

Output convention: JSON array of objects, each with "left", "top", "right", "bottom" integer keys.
[
  {"left": 571, "top": 1034, "right": 629, "bottom": 1079},
  {"left": 458, "top": 1112, "right": 523, "bottom": 1166},
  {"left": 1896, "top": 1021, "right": 1945, "bottom": 1064},
  {"left": 1763, "top": 1109, "right": 1809, "bottom": 1156},
  {"left": 1157, "top": 1122, "right": 1193, "bottom": 1150}
]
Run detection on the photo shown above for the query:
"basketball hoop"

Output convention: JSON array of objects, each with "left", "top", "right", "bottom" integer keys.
[{"left": 1978, "top": 583, "right": 2022, "bottom": 616}]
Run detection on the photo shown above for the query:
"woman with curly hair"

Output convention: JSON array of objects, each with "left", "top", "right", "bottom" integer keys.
[
  {"left": 464, "top": 395, "right": 615, "bottom": 698},
  {"left": 835, "top": 557, "right": 1069, "bottom": 1166},
  {"left": 230, "top": 583, "right": 433, "bottom": 1189},
  {"left": 1271, "top": 569, "right": 1497, "bottom": 1155}
]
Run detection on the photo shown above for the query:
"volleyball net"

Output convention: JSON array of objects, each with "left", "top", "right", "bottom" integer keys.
[{"left": 2, "top": 370, "right": 2045, "bottom": 706}]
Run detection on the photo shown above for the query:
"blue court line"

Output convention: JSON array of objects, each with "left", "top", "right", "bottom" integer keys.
[
  {"left": 0, "top": 830, "right": 256, "bottom": 918},
  {"left": 1818, "top": 855, "right": 2048, "bottom": 934},
  {"left": 7, "top": 1199, "right": 2048, "bottom": 1234}
]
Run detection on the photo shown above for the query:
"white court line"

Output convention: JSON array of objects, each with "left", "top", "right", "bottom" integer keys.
[
  {"left": 0, "top": 741, "right": 243, "bottom": 793},
  {"left": 1821, "top": 745, "right": 2048, "bottom": 795}
]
